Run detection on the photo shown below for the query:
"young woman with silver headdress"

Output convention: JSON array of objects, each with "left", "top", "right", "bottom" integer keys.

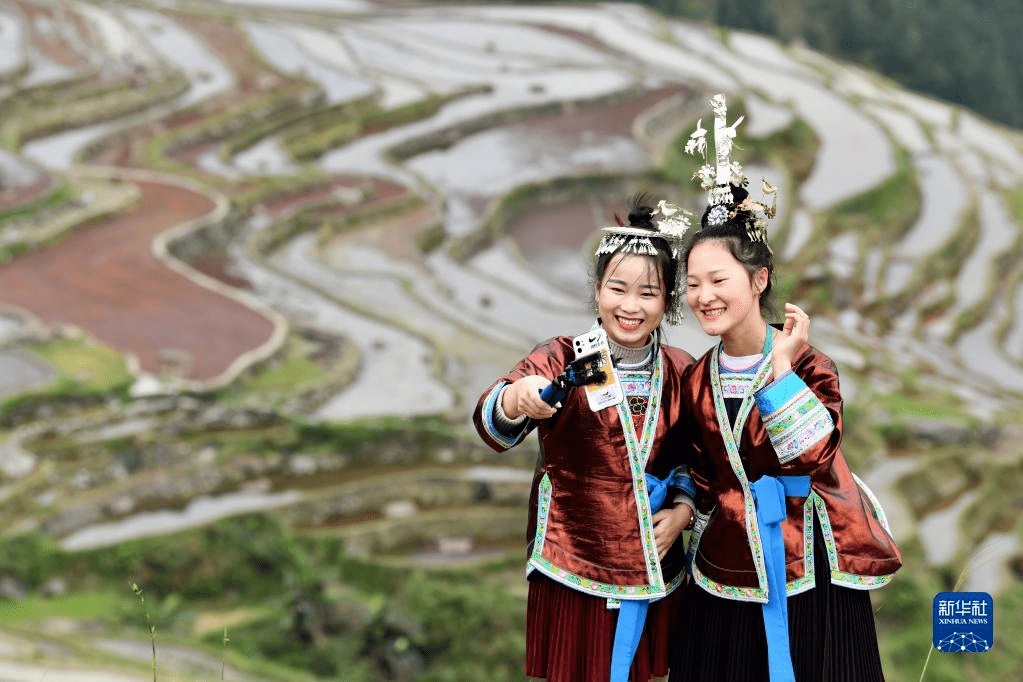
[
  {"left": 668, "top": 95, "right": 902, "bottom": 682},
  {"left": 473, "top": 198, "right": 699, "bottom": 682}
]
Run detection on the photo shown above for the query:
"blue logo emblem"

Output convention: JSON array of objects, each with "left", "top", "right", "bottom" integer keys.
[{"left": 933, "top": 592, "right": 993, "bottom": 652}]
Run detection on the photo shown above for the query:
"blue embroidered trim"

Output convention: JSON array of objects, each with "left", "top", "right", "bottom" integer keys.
[
  {"left": 753, "top": 369, "right": 802, "bottom": 411},
  {"left": 667, "top": 465, "right": 696, "bottom": 499},
  {"left": 755, "top": 371, "right": 834, "bottom": 465},
  {"left": 481, "top": 382, "right": 528, "bottom": 449}
]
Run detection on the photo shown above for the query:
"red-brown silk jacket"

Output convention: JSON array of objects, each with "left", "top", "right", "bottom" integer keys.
[
  {"left": 680, "top": 341, "right": 902, "bottom": 602},
  {"left": 473, "top": 336, "right": 695, "bottom": 600}
]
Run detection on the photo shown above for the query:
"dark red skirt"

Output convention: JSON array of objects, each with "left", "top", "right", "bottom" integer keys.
[
  {"left": 668, "top": 520, "right": 887, "bottom": 682},
  {"left": 526, "top": 572, "right": 682, "bottom": 682}
]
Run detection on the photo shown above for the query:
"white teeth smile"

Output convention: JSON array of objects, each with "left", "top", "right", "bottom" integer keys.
[
  {"left": 703, "top": 308, "right": 724, "bottom": 318},
  {"left": 618, "top": 317, "right": 642, "bottom": 330}
]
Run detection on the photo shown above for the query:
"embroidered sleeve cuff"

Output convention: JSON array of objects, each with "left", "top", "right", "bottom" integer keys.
[
  {"left": 493, "top": 385, "right": 528, "bottom": 432},
  {"left": 666, "top": 465, "right": 696, "bottom": 500},
  {"left": 481, "top": 382, "right": 529, "bottom": 449},
  {"left": 754, "top": 370, "right": 834, "bottom": 464}
]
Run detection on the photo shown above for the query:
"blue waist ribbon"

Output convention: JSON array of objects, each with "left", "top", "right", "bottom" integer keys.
[
  {"left": 610, "top": 471, "right": 691, "bottom": 682},
  {"left": 750, "top": 474, "right": 811, "bottom": 682}
]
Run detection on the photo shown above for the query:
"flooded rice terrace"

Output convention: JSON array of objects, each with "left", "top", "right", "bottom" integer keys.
[{"left": 1, "top": 0, "right": 1023, "bottom": 678}]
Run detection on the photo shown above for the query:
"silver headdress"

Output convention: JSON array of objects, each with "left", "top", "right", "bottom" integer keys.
[
  {"left": 685, "top": 94, "right": 777, "bottom": 248},
  {"left": 594, "top": 199, "right": 694, "bottom": 325}
]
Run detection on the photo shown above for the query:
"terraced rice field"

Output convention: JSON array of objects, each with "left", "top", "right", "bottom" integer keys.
[{"left": 0, "top": 1, "right": 1021, "bottom": 679}]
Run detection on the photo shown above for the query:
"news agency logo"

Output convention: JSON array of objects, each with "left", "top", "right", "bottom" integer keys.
[{"left": 932, "top": 592, "right": 993, "bottom": 653}]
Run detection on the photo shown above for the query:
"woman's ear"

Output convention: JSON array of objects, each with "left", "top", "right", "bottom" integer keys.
[{"left": 753, "top": 266, "right": 769, "bottom": 296}]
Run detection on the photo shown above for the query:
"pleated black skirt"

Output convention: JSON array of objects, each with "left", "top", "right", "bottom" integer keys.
[{"left": 669, "top": 518, "right": 886, "bottom": 682}]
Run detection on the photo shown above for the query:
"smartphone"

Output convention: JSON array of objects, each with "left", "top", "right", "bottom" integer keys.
[{"left": 572, "top": 329, "right": 623, "bottom": 412}]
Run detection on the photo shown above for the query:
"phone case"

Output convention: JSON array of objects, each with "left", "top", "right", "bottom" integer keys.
[{"left": 572, "top": 329, "right": 623, "bottom": 412}]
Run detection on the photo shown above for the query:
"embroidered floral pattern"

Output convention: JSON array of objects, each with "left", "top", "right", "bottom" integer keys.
[
  {"left": 616, "top": 353, "right": 666, "bottom": 590},
  {"left": 619, "top": 370, "right": 652, "bottom": 397},
  {"left": 786, "top": 496, "right": 817, "bottom": 595},
  {"left": 531, "top": 473, "right": 552, "bottom": 558},
  {"left": 761, "top": 386, "right": 834, "bottom": 464},
  {"left": 693, "top": 562, "right": 768, "bottom": 602},
  {"left": 528, "top": 559, "right": 668, "bottom": 598},
  {"left": 719, "top": 372, "right": 757, "bottom": 399}
]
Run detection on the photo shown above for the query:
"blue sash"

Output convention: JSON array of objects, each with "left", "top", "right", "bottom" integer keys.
[
  {"left": 610, "top": 472, "right": 692, "bottom": 682},
  {"left": 750, "top": 474, "right": 810, "bottom": 682}
]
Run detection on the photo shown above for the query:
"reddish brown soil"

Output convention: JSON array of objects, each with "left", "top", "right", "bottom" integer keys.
[
  {"left": 299, "top": 179, "right": 409, "bottom": 221},
  {"left": 504, "top": 85, "right": 686, "bottom": 239},
  {"left": 520, "top": 84, "right": 688, "bottom": 138},
  {"left": 167, "top": 10, "right": 277, "bottom": 96},
  {"left": 0, "top": 181, "right": 275, "bottom": 381},
  {"left": 511, "top": 198, "right": 623, "bottom": 263},
  {"left": 260, "top": 177, "right": 366, "bottom": 217},
  {"left": 11, "top": 1, "right": 92, "bottom": 68},
  {"left": 259, "top": 176, "right": 407, "bottom": 217},
  {"left": 537, "top": 23, "right": 631, "bottom": 59},
  {"left": 332, "top": 202, "right": 441, "bottom": 266},
  {"left": 188, "top": 251, "right": 252, "bottom": 290}
]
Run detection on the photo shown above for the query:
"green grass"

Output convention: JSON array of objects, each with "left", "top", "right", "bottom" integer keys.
[
  {"left": 894, "top": 449, "right": 980, "bottom": 516},
  {"left": 0, "top": 337, "right": 132, "bottom": 426},
  {"left": 244, "top": 353, "right": 322, "bottom": 394},
  {"left": 745, "top": 115, "right": 820, "bottom": 183},
  {"left": 946, "top": 186, "right": 1023, "bottom": 341},
  {"left": 28, "top": 336, "right": 133, "bottom": 394},
  {"left": 990, "top": 185, "right": 1023, "bottom": 345},
  {"left": 878, "top": 571, "right": 1023, "bottom": 681},
  {"left": 0, "top": 590, "right": 125, "bottom": 625},
  {"left": 958, "top": 462, "right": 1023, "bottom": 539},
  {"left": 413, "top": 221, "right": 446, "bottom": 254},
  {"left": 0, "top": 180, "right": 75, "bottom": 225},
  {"left": 7, "top": 74, "right": 189, "bottom": 148},
  {"left": 0, "top": 514, "right": 530, "bottom": 681},
  {"left": 138, "top": 83, "right": 324, "bottom": 182},
  {"left": 870, "top": 391, "right": 979, "bottom": 426}
]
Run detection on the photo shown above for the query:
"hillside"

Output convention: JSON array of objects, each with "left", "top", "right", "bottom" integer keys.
[{"left": 0, "top": 1, "right": 1021, "bottom": 680}]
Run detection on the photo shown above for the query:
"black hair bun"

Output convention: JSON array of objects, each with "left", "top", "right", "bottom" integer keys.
[
  {"left": 626, "top": 192, "right": 656, "bottom": 229},
  {"left": 628, "top": 205, "right": 654, "bottom": 229},
  {"left": 729, "top": 183, "right": 749, "bottom": 204}
]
